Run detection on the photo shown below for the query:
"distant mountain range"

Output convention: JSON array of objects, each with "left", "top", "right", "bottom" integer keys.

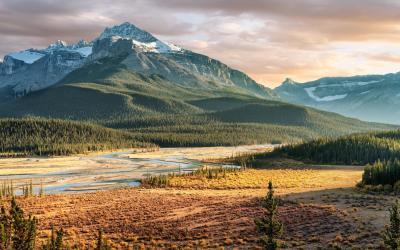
[
  {"left": 274, "top": 74, "right": 400, "bottom": 124},
  {"left": 0, "top": 22, "right": 395, "bottom": 145}
]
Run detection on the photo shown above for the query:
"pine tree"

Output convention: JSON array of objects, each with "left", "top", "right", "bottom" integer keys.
[
  {"left": 0, "top": 206, "right": 12, "bottom": 249},
  {"left": 10, "top": 197, "right": 37, "bottom": 250},
  {"left": 383, "top": 200, "right": 400, "bottom": 249},
  {"left": 255, "top": 181, "right": 283, "bottom": 250},
  {"left": 0, "top": 198, "right": 38, "bottom": 249}
]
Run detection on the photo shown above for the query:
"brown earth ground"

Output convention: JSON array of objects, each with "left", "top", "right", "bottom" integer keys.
[{"left": 10, "top": 161, "right": 394, "bottom": 249}]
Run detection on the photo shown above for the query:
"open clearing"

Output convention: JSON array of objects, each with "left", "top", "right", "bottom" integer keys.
[{"left": 11, "top": 161, "right": 392, "bottom": 249}]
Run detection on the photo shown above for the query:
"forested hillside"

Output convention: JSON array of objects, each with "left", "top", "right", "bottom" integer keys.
[
  {"left": 0, "top": 118, "right": 154, "bottom": 157},
  {"left": 256, "top": 130, "right": 400, "bottom": 165}
]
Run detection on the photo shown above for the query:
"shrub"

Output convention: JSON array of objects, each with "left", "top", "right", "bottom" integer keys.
[
  {"left": 382, "top": 200, "right": 400, "bottom": 249},
  {"left": 384, "top": 184, "right": 393, "bottom": 193},
  {"left": 394, "top": 181, "right": 400, "bottom": 193}
]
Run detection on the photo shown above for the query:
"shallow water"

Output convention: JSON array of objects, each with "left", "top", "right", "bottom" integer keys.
[{"left": 0, "top": 144, "right": 274, "bottom": 194}]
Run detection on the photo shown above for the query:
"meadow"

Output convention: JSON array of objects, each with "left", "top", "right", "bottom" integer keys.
[{"left": 8, "top": 161, "right": 393, "bottom": 249}]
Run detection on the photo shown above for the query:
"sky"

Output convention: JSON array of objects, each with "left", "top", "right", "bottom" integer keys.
[{"left": 1, "top": 0, "right": 400, "bottom": 87}]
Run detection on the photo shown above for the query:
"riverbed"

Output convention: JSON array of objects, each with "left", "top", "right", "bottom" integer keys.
[{"left": 0, "top": 144, "right": 274, "bottom": 194}]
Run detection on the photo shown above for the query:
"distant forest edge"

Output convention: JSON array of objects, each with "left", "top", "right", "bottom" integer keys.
[
  {"left": 0, "top": 118, "right": 156, "bottom": 157},
  {"left": 241, "top": 130, "right": 400, "bottom": 166}
]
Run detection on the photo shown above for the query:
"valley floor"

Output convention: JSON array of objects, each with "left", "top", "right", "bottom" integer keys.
[
  {"left": 0, "top": 144, "right": 273, "bottom": 194},
  {"left": 13, "top": 164, "right": 392, "bottom": 249}
]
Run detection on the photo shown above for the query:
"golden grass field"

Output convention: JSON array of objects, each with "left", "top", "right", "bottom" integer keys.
[
  {"left": 166, "top": 167, "right": 361, "bottom": 190},
  {"left": 8, "top": 162, "right": 394, "bottom": 249}
]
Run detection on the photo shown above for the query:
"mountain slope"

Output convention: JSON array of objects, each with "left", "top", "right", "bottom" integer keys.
[
  {"left": 0, "top": 22, "right": 396, "bottom": 146},
  {"left": 274, "top": 73, "right": 400, "bottom": 124}
]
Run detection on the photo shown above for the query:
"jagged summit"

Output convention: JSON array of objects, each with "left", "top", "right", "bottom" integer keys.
[
  {"left": 47, "top": 40, "right": 68, "bottom": 50},
  {"left": 5, "top": 39, "right": 93, "bottom": 66},
  {"left": 281, "top": 78, "right": 298, "bottom": 86},
  {"left": 96, "top": 22, "right": 182, "bottom": 53},
  {"left": 97, "top": 22, "right": 157, "bottom": 43}
]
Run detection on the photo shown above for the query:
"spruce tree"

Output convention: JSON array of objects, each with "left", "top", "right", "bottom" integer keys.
[
  {"left": 0, "top": 198, "right": 39, "bottom": 250},
  {"left": 0, "top": 206, "right": 12, "bottom": 249},
  {"left": 9, "top": 197, "right": 37, "bottom": 250},
  {"left": 383, "top": 200, "right": 400, "bottom": 249},
  {"left": 255, "top": 181, "right": 283, "bottom": 250}
]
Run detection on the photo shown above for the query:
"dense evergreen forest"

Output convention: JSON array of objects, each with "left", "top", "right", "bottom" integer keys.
[
  {"left": 103, "top": 110, "right": 396, "bottom": 147},
  {"left": 0, "top": 116, "right": 397, "bottom": 157},
  {"left": 245, "top": 130, "right": 400, "bottom": 166},
  {"left": 362, "top": 159, "right": 400, "bottom": 186},
  {"left": 0, "top": 118, "right": 155, "bottom": 157}
]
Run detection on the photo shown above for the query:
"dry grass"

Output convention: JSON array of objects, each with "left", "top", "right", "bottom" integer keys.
[
  {"left": 5, "top": 164, "right": 390, "bottom": 249},
  {"left": 14, "top": 189, "right": 364, "bottom": 249},
  {"left": 166, "top": 167, "right": 362, "bottom": 190}
]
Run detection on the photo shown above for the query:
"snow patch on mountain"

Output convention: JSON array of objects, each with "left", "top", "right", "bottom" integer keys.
[
  {"left": 44, "top": 40, "right": 93, "bottom": 57},
  {"left": 360, "top": 90, "right": 371, "bottom": 95},
  {"left": 132, "top": 40, "right": 181, "bottom": 53},
  {"left": 305, "top": 87, "right": 348, "bottom": 102},
  {"left": 6, "top": 39, "right": 93, "bottom": 66},
  {"left": 318, "top": 79, "right": 384, "bottom": 88},
  {"left": 75, "top": 47, "right": 93, "bottom": 57},
  {"left": 8, "top": 51, "right": 45, "bottom": 64}
]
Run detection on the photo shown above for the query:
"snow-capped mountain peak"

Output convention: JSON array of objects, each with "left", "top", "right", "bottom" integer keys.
[
  {"left": 98, "top": 22, "right": 157, "bottom": 43},
  {"left": 97, "top": 22, "right": 182, "bottom": 54},
  {"left": 281, "top": 78, "right": 298, "bottom": 86}
]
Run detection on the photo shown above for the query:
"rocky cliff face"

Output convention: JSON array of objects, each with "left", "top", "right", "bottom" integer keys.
[
  {"left": 0, "top": 47, "right": 89, "bottom": 99},
  {"left": 1, "top": 56, "right": 28, "bottom": 75},
  {"left": 0, "top": 39, "right": 92, "bottom": 99}
]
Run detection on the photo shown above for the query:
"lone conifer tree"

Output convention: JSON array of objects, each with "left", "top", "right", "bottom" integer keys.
[
  {"left": 383, "top": 200, "right": 400, "bottom": 249},
  {"left": 255, "top": 181, "right": 283, "bottom": 250},
  {"left": 0, "top": 197, "right": 37, "bottom": 249}
]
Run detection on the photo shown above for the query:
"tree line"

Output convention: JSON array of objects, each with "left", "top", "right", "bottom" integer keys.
[
  {"left": 273, "top": 132, "right": 400, "bottom": 165},
  {"left": 0, "top": 118, "right": 155, "bottom": 157},
  {"left": 362, "top": 159, "right": 400, "bottom": 186}
]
